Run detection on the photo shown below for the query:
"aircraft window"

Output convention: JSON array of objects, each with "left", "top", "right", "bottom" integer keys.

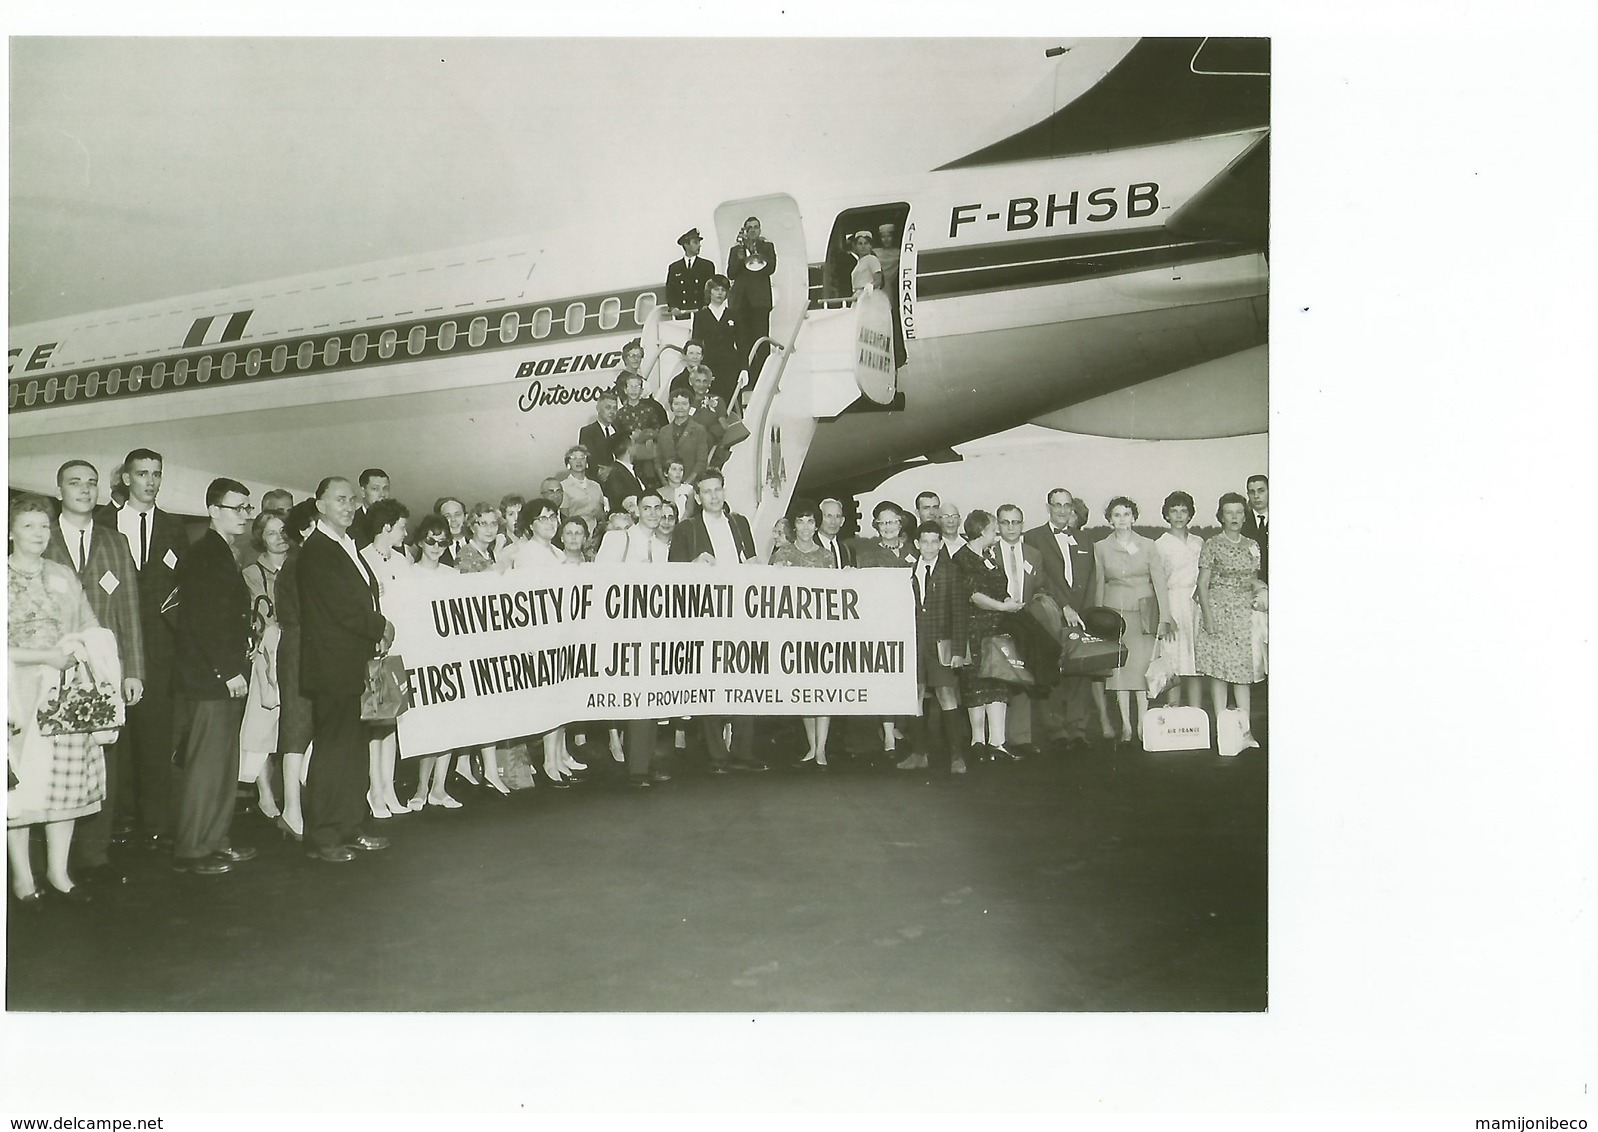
[
  {"left": 103, "top": 370, "right": 119, "bottom": 396},
  {"left": 172, "top": 359, "right": 189, "bottom": 386},
  {"left": 125, "top": 366, "right": 142, "bottom": 392},
  {"left": 24, "top": 380, "right": 38, "bottom": 406},
  {"left": 245, "top": 349, "right": 262, "bottom": 376},
  {"left": 563, "top": 303, "right": 586, "bottom": 335},
  {"left": 271, "top": 345, "right": 289, "bottom": 373},
  {"left": 469, "top": 317, "right": 488, "bottom": 347},
  {"left": 438, "top": 321, "right": 457, "bottom": 351},
  {"left": 530, "top": 308, "right": 552, "bottom": 340},
  {"left": 86, "top": 371, "right": 103, "bottom": 398},
  {"left": 323, "top": 338, "right": 341, "bottom": 366},
  {"left": 149, "top": 361, "right": 166, "bottom": 389},
  {"left": 633, "top": 294, "right": 656, "bottom": 325},
  {"left": 197, "top": 356, "right": 213, "bottom": 383},
  {"left": 220, "top": 353, "right": 236, "bottom": 380},
  {"left": 7, "top": 384, "right": 18, "bottom": 410},
  {"left": 499, "top": 312, "right": 521, "bottom": 344},
  {"left": 598, "top": 298, "right": 621, "bottom": 331},
  {"left": 65, "top": 373, "right": 82, "bottom": 401},
  {"left": 296, "top": 341, "right": 316, "bottom": 369},
  {"left": 407, "top": 326, "right": 427, "bottom": 356},
  {"left": 350, "top": 333, "right": 369, "bottom": 363},
  {"left": 43, "top": 376, "right": 59, "bottom": 403},
  {"left": 378, "top": 330, "right": 397, "bottom": 359}
]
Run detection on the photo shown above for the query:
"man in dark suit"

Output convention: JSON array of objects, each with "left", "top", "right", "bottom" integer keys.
[
  {"left": 433, "top": 496, "right": 468, "bottom": 568},
  {"left": 601, "top": 425, "right": 650, "bottom": 514},
  {"left": 727, "top": 215, "right": 777, "bottom": 379},
  {"left": 994, "top": 504, "right": 1053, "bottom": 756},
  {"left": 1024, "top": 487, "right": 1094, "bottom": 747},
  {"left": 897, "top": 521, "right": 970, "bottom": 774},
  {"left": 298, "top": 476, "right": 394, "bottom": 863},
  {"left": 578, "top": 392, "right": 623, "bottom": 469},
  {"left": 668, "top": 469, "right": 766, "bottom": 773},
  {"left": 666, "top": 227, "right": 715, "bottom": 316},
  {"left": 816, "top": 498, "right": 858, "bottom": 570},
  {"left": 170, "top": 478, "right": 257, "bottom": 876},
  {"left": 96, "top": 448, "right": 189, "bottom": 847},
  {"left": 1242, "top": 473, "right": 1268, "bottom": 582},
  {"left": 45, "top": 460, "right": 146, "bottom": 885},
  {"left": 349, "top": 468, "right": 391, "bottom": 549}
]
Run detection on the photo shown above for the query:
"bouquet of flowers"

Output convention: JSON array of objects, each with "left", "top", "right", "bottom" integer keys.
[{"left": 36, "top": 662, "right": 124, "bottom": 740}]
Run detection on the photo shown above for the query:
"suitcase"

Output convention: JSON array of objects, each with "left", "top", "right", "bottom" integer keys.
[{"left": 1142, "top": 706, "right": 1211, "bottom": 752}]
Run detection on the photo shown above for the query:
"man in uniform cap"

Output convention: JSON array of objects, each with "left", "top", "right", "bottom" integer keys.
[{"left": 666, "top": 228, "right": 714, "bottom": 316}]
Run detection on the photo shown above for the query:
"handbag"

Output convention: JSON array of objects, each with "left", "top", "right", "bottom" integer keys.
[
  {"left": 360, "top": 654, "right": 412, "bottom": 723},
  {"left": 1144, "top": 637, "right": 1178, "bottom": 700},
  {"left": 1142, "top": 706, "right": 1211, "bottom": 752},
  {"left": 36, "top": 662, "right": 124, "bottom": 738},
  {"left": 1059, "top": 627, "right": 1127, "bottom": 677},
  {"left": 1216, "top": 707, "right": 1259, "bottom": 757},
  {"left": 977, "top": 634, "right": 1033, "bottom": 686}
]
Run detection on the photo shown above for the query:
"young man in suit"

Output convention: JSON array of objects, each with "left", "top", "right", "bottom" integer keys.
[
  {"left": 1242, "top": 474, "right": 1268, "bottom": 582},
  {"left": 349, "top": 468, "right": 391, "bottom": 549},
  {"left": 433, "top": 496, "right": 468, "bottom": 567},
  {"left": 96, "top": 448, "right": 189, "bottom": 848},
  {"left": 44, "top": 460, "right": 146, "bottom": 885},
  {"left": 601, "top": 426, "right": 650, "bottom": 515},
  {"left": 578, "top": 392, "right": 623, "bottom": 469},
  {"left": 666, "top": 227, "right": 714, "bottom": 316},
  {"left": 668, "top": 469, "right": 767, "bottom": 774},
  {"left": 298, "top": 477, "right": 395, "bottom": 863},
  {"left": 1024, "top": 488, "right": 1093, "bottom": 747},
  {"left": 171, "top": 478, "right": 257, "bottom": 876},
  {"left": 897, "top": 521, "right": 970, "bottom": 774}
]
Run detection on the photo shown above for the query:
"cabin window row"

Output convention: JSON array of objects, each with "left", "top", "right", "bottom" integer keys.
[{"left": 9, "top": 291, "right": 658, "bottom": 408}]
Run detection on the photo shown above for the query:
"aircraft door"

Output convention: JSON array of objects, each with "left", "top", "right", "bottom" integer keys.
[{"left": 713, "top": 194, "right": 807, "bottom": 373}]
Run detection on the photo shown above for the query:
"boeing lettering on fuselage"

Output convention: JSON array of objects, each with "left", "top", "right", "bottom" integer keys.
[
  {"left": 515, "top": 349, "right": 624, "bottom": 413},
  {"left": 948, "top": 182, "right": 1161, "bottom": 238}
]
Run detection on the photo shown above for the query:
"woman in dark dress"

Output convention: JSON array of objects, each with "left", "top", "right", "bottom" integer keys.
[
  {"left": 692, "top": 274, "right": 742, "bottom": 404},
  {"left": 951, "top": 509, "right": 1027, "bottom": 763},
  {"left": 271, "top": 499, "right": 319, "bottom": 841}
]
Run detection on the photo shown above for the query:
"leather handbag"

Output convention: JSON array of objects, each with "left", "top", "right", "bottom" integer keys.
[
  {"left": 36, "top": 662, "right": 123, "bottom": 738},
  {"left": 360, "top": 654, "right": 411, "bottom": 723},
  {"left": 1059, "top": 626, "right": 1127, "bottom": 677},
  {"left": 977, "top": 633, "right": 1033, "bottom": 685}
]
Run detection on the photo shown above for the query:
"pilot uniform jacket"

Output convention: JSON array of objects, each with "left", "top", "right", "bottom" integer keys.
[
  {"left": 668, "top": 509, "right": 757, "bottom": 564},
  {"left": 578, "top": 420, "right": 620, "bottom": 467},
  {"left": 172, "top": 530, "right": 251, "bottom": 700},
  {"left": 1241, "top": 510, "right": 1268, "bottom": 582},
  {"left": 98, "top": 502, "right": 188, "bottom": 691},
  {"left": 44, "top": 517, "right": 147, "bottom": 684},
  {"left": 655, "top": 416, "right": 713, "bottom": 486},
  {"left": 666, "top": 256, "right": 715, "bottom": 313},
  {"left": 1024, "top": 523, "right": 1095, "bottom": 616},
  {"left": 297, "top": 529, "right": 386, "bottom": 700}
]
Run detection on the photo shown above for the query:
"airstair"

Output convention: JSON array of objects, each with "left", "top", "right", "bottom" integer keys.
[{"left": 640, "top": 194, "right": 898, "bottom": 559}]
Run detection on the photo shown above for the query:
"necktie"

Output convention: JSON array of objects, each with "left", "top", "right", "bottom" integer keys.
[
  {"left": 78, "top": 529, "right": 89, "bottom": 573},
  {"left": 830, "top": 540, "right": 842, "bottom": 569},
  {"left": 1007, "top": 543, "right": 1021, "bottom": 602},
  {"left": 917, "top": 564, "right": 931, "bottom": 607},
  {"left": 1257, "top": 513, "right": 1267, "bottom": 532},
  {"left": 139, "top": 510, "right": 148, "bottom": 569}
]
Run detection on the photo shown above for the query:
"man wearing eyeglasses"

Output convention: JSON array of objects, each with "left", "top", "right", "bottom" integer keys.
[{"left": 170, "top": 479, "right": 257, "bottom": 876}]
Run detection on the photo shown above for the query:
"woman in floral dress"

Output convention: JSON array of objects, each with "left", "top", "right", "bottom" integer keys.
[
  {"left": 1196, "top": 492, "right": 1263, "bottom": 718},
  {"left": 7, "top": 494, "right": 104, "bottom": 905}
]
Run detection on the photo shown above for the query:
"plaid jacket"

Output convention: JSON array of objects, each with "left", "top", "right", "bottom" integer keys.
[{"left": 44, "top": 518, "right": 146, "bottom": 683}]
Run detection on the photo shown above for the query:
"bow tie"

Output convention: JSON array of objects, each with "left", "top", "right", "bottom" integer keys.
[{"left": 1052, "top": 527, "right": 1072, "bottom": 537}]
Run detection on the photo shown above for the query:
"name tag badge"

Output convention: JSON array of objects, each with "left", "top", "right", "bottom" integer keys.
[
  {"left": 98, "top": 571, "right": 120, "bottom": 595},
  {"left": 164, "top": 549, "right": 179, "bottom": 569},
  {"left": 1023, "top": 560, "right": 1033, "bottom": 574}
]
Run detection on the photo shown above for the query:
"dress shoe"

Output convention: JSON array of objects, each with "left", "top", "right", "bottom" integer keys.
[
  {"left": 406, "top": 795, "right": 427, "bottom": 812},
  {"left": 896, "top": 752, "right": 929, "bottom": 771},
  {"left": 173, "top": 855, "right": 233, "bottom": 875},
  {"left": 47, "top": 881, "right": 93, "bottom": 904},
  {"left": 990, "top": 744, "right": 1025, "bottom": 762},
  {"left": 949, "top": 755, "right": 968, "bottom": 775},
  {"left": 427, "top": 792, "right": 464, "bottom": 809},
  {"left": 306, "top": 844, "right": 355, "bottom": 864},
  {"left": 628, "top": 776, "right": 653, "bottom": 789},
  {"left": 729, "top": 761, "right": 769, "bottom": 773},
  {"left": 80, "top": 864, "right": 128, "bottom": 887},
  {"left": 482, "top": 777, "right": 512, "bottom": 796},
  {"left": 345, "top": 834, "right": 390, "bottom": 852},
  {"left": 214, "top": 846, "right": 257, "bottom": 864},
  {"left": 367, "top": 793, "right": 392, "bottom": 819},
  {"left": 275, "top": 815, "right": 304, "bottom": 842},
  {"left": 650, "top": 770, "right": 673, "bottom": 783}
]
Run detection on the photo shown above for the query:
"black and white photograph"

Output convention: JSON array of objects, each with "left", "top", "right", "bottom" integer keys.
[{"left": 5, "top": 7, "right": 1595, "bottom": 1124}]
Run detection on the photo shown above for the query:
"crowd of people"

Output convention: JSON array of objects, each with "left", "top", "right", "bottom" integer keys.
[{"left": 6, "top": 212, "right": 1267, "bottom": 905}]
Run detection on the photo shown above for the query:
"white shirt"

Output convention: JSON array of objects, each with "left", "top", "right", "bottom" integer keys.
[
  {"left": 942, "top": 536, "right": 964, "bottom": 557},
  {"left": 819, "top": 536, "right": 844, "bottom": 569},
  {"left": 1050, "top": 526, "right": 1076, "bottom": 586},
  {"left": 116, "top": 501, "right": 156, "bottom": 569},
  {"left": 914, "top": 560, "right": 935, "bottom": 608},
  {"left": 317, "top": 520, "right": 377, "bottom": 605},
  {"left": 511, "top": 540, "right": 565, "bottom": 571},
  {"left": 702, "top": 511, "right": 739, "bottom": 565},
  {"left": 58, "top": 514, "right": 94, "bottom": 570},
  {"left": 1253, "top": 510, "right": 1268, "bottom": 530}
]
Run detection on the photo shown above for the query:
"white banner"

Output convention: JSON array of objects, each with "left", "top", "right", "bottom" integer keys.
[{"left": 388, "top": 563, "right": 918, "bottom": 755}]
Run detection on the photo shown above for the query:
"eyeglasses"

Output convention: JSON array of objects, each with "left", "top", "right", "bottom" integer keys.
[
  {"left": 217, "top": 503, "right": 256, "bottom": 516},
  {"left": 422, "top": 536, "right": 447, "bottom": 546}
]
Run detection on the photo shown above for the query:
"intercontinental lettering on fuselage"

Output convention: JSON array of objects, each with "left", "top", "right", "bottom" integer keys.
[{"left": 515, "top": 350, "right": 624, "bottom": 412}]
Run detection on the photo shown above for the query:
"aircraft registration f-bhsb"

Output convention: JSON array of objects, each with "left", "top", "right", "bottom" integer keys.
[{"left": 7, "top": 38, "right": 1269, "bottom": 553}]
